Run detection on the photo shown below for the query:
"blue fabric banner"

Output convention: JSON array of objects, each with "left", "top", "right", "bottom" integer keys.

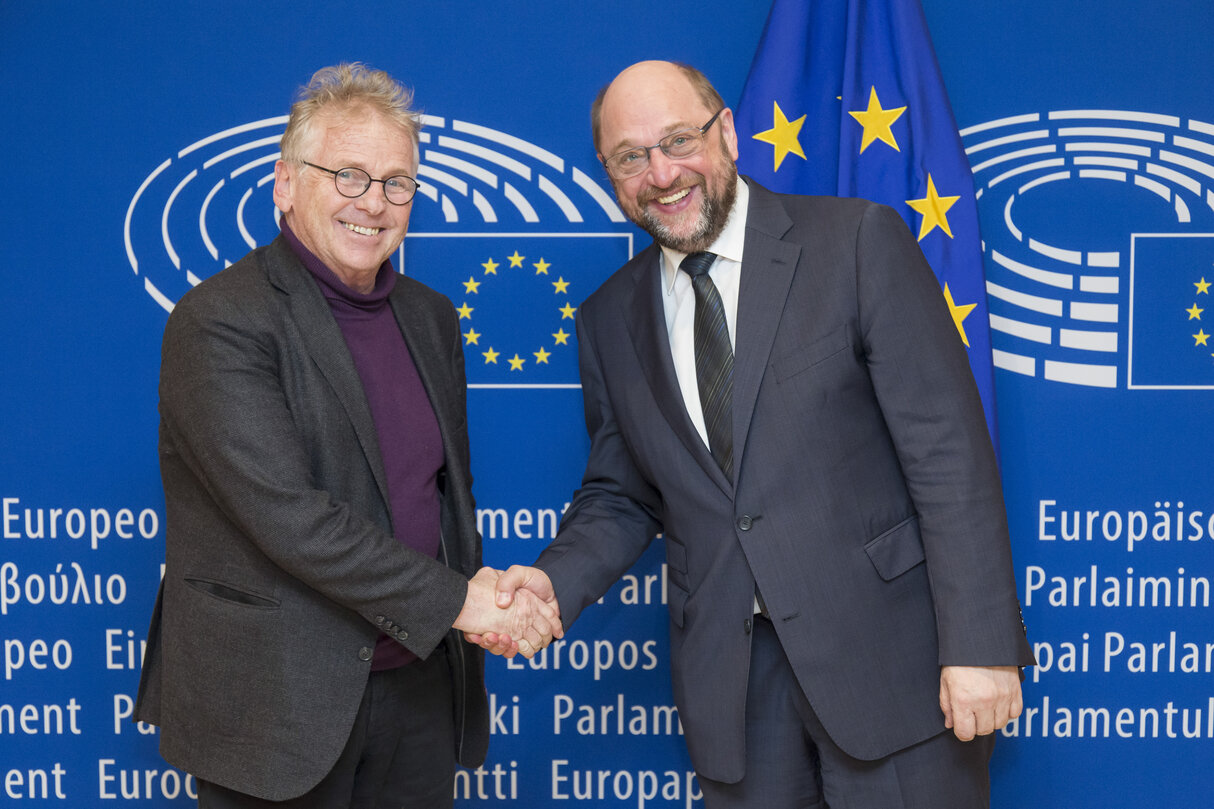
[
  {"left": 734, "top": 0, "right": 999, "bottom": 442},
  {"left": 2, "top": 1, "right": 1212, "bottom": 806}
]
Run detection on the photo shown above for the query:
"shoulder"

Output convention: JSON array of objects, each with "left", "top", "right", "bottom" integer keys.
[
  {"left": 391, "top": 274, "right": 458, "bottom": 331},
  {"left": 389, "top": 274, "right": 463, "bottom": 353},
  {"left": 580, "top": 242, "right": 660, "bottom": 316},
  {"left": 745, "top": 179, "right": 885, "bottom": 237},
  {"left": 394, "top": 273, "right": 456, "bottom": 312},
  {"left": 162, "top": 238, "right": 315, "bottom": 361},
  {"left": 170, "top": 239, "right": 289, "bottom": 322}
]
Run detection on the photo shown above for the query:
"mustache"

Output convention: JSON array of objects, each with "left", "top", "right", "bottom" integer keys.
[{"left": 638, "top": 176, "right": 704, "bottom": 205}]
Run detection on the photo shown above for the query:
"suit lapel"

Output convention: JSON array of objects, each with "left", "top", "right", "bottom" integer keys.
[
  {"left": 623, "top": 246, "right": 734, "bottom": 494},
  {"left": 733, "top": 183, "right": 800, "bottom": 467},
  {"left": 264, "top": 237, "right": 392, "bottom": 508}
]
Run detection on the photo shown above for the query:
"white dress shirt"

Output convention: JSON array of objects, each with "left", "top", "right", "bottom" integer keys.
[{"left": 658, "top": 178, "right": 750, "bottom": 449}]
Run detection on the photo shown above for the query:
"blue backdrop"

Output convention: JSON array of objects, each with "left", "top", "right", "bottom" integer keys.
[{"left": 2, "top": 1, "right": 1211, "bottom": 806}]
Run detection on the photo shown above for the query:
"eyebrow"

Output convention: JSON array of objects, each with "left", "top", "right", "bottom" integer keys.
[
  {"left": 607, "top": 120, "right": 699, "bottom": 155},
  {"left": 332, "top": 159, "right": 416, "bottom": 176}
]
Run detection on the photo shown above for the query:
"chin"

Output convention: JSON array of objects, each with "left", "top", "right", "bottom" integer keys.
[{"left": 643, "top": 213, "right": 712, "bottom": 253}]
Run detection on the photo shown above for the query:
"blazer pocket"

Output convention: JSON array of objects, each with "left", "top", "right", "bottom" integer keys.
[
  {"left": 773, "top": 326, "right": 850, "bottom": 382},
  {"left": 664, "top": 536, "right": 689, "bottom": 590},
  {"left": 667, "top": 582, "right": 689, "bottom": 629},
  {"left": 185, "top": 577, "right": 281, "bottom": 609},
  {"left": 663, "top": 536, "right": 690, "bottom": 628},
  {"left": 863, "top": 516, "right": 925, "bottom": 581}
]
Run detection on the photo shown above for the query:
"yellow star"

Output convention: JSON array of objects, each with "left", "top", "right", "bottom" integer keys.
[
  {"left": 1187, "top": 303, "right": 1204, "bottom": 320},
  {"left": 1196, "top": 277, "right": 1211, "bottom": 295},
  {"left": 533, "top": 258, "right": 551, "bottom": 275},
  {"left": 482, "top": 347, "right": 500, "bottom": 364},
  {"left": 508, "top": 251, "right": 525, "bottom": 268},
  {"left": 463, "top": 328, "right": 480, "bottom": 345},
  {"left": 848, "top": 86, "right": 906, "bottom": 153},
  {"left": 942, "top": 283, "right": 977, "bottom": 347},
  {"left": 552, "top": 277, "right": 571, "bottom": 294},
  {"left": 559, "top": 303, "right": 577, "bottom": 320},
  {"left": 508, "top": 354, "right": 525, "bottom": 371},
  {"left": 552, "top": 328, "right": 570, "bottom": 345},
  {"left": 1195, "top": 329, "right": 1210, "bottom": 347},
  {"left": 456, "top": 302, "right": 474, "bottom": 320},
  {"left": 906, "top": 175, "right": 960, "bottom": 241},
  {"left": 481, "top": 257, "right": 499, "bottom": 275},
  {"left": 751, "top": 101, "right": 807, "bottom": 172},
  {"left": 533, "top": 347, "right": 552, "bottom": 364},
  {"left": 462, "top": 276, "right": 481, "bottom": 294}
]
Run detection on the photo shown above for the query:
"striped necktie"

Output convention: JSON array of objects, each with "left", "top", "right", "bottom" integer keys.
[{"left": 679, "top": 251, "right": 733, "bottom": 478}]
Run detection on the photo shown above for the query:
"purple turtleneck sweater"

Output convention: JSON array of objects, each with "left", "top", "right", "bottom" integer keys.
[{"left": 282, "top": 221, "right": 443, "bottom": 669}]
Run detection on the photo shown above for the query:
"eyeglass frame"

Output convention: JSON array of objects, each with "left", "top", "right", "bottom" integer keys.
[
  {"left": 599, "top": 109, "right": 726, "bottom": 180},
  {"left": 299, "top": 160, "right": 422, "bottom": 205}
]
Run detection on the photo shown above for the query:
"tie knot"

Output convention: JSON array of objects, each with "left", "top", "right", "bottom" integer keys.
[{"left": 679, "top": 251, "right": 717, "bottom": 278}]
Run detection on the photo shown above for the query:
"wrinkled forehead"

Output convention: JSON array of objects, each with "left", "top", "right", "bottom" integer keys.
[
  {"left": 599, "top": 74, "right": 713, "bottom": 155},
  {"left": 310, "top": 107, "right": 417, "bottom": 169}
]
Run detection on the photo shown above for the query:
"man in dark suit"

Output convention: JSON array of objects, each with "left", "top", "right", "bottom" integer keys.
[
  {"left": 134, "top": 63, "right": 558, "bottom": 809},
  {"left": 480, "top": 60, "right": 1034, "bottom": 807}
]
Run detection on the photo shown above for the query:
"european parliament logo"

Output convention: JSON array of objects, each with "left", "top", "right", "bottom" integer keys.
[
  {"left": 122, "top": 115, "right": 632, "bottom": 387},
  {"left": 962, "top": 109, "right": 1214, "bottom": 390}
]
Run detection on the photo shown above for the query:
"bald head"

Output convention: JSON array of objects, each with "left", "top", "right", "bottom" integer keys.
[
  {"left": 591, "top": 61, "right": 727, "bottom": 154},
  {"left": 589, "top": 60, "right": 739, "bottom": 254}
]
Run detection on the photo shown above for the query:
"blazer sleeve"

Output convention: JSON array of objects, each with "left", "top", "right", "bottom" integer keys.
[
  {"left": 855, "top": 203, "right": 1032, "bottom": 666},
  {"left": 534, "top": 309, "right": 664, "bottom": 628}
]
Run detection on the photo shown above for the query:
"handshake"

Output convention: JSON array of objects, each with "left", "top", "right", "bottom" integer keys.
[{"left": 454, "top": 566, "right": 561, "bottom": 658}]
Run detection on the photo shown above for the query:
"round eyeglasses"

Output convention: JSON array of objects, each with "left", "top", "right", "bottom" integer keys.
[
  {"left": 300, "top": 161, "right": 421, "bottom": 205},
  {"left": 601, "top": 110, "right": 725, "bottom": 180}
]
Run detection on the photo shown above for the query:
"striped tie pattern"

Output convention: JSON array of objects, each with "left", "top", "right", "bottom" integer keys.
[{"left": 680, "top": 251, "right": 734, "bottom": 478}]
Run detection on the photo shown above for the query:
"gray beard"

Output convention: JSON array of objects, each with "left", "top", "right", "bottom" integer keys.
[{"left": 637, "top": 171, "right": 738, "bottom": 254}]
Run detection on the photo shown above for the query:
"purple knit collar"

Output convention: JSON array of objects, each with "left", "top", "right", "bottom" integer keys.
[{"left": 279, "top": 218, "right": 397, "bottom": 307}]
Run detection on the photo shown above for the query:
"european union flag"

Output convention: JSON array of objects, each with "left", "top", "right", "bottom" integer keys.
[
  {"left": 403, "top": 233, "right": 631, "bottom": 386},
  {"left": 1128, "top": 234, "right": 1214, "bottom": 389},
  {"left": 734, "top": 0, "right": 999, "bottom": 445}
]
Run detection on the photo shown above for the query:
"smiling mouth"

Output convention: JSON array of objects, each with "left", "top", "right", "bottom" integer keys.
[
  {"left": 654, "top": 188, "right": 691, "bottom": 205},
  {"left": 342, "top": 221, "right": 382, "bottom": 236}
]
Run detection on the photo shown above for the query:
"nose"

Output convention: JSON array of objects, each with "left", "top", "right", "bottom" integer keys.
[
  {"left": 645, "top": 148, "right": 682, "bottom": 188},
  {"left": 354, "top": 181, "right": 389, "bottom": 214}
]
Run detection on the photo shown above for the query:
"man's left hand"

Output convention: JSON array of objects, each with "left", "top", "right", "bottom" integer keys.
[{"left": 939, "top": 665, "right": 1022, "bottom": 741}]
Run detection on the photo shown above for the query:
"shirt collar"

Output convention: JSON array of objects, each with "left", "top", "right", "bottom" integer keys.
[{"left": 660, "top": 176, "right": 749, "bottom": 293}]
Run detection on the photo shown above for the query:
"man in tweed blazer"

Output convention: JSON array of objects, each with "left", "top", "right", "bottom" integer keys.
[{"left": 134, "top": 64, "right": 557, "bottom": 808}]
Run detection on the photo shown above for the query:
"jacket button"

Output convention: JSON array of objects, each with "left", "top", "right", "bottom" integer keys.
[
  {"left": 737, "top": 515, "right": 753, "bottom": 531},
  {"left": 744, "top": 618, "right": 753, "bottom": 634},
  {"left": 375, "top": 615, "right": 386, "bottom": 626},
  {"left": 396, "top": 629, "right": 409, "bottom": 641},
  {"left": 358, "top": 647, "right": 373, "bottom": 661}
]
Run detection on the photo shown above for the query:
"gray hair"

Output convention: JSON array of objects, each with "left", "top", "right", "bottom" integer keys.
[{"left": 279, "top": 62, "right": 421, "bottom": 163}]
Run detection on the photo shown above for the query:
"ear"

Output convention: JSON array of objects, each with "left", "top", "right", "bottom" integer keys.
[
  {"left": 719, "top": 107, "right": 740, "bottom": 162},
  {"left": 272, "top": 159, "right": 294, "bottom": 214}
]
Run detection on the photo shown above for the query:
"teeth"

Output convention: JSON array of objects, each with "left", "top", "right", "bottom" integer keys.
[
  {"left": 343, "top": 222, "right": 382, "bottom": 236},
  {"left": 657, "top": 188, "right": 690, "bottom": 205}
]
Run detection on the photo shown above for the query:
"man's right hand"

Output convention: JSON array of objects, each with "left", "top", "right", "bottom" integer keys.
[
  {"left": 463, "top": 565, "right": 560, "bottom": 657},
  {"left": 454, "top": 567, "right": 560, "bottom": 658}
]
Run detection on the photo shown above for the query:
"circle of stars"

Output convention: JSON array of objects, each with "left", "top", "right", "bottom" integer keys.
[{"left": 456, "top": 250, "right": 576, "bottom": 372}]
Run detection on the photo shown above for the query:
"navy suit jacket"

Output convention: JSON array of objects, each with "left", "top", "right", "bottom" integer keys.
[
  {"left": 135, "top": 236, "right": 488, "bottom": 800},
  {"left": 536, "top": 181, "right": 1034, "bottom": 782}
]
